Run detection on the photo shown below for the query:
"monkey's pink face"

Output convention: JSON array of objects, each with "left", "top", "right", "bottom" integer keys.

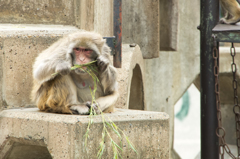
[{"left": 73, "top": 47, "right": 93, "bottom": 65}]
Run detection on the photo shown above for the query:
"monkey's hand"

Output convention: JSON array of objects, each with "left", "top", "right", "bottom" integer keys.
[
  {"left": 69, "top": 102, "right": 100, "bottom": 115},
  {"left": 70, "top": 104, "right": 90, "bottom": 115},
  {"left": 86, "top": 101, "right": 101, "bottom": 115},
  {"left": 97, "top": 55, "right": 109, "bottom": 72},
  {"left": 219, "top": 18, "right": 226, "bottom": 24},
  {"left": 55, "top": 62, "right": 71, "bottom": 76}
]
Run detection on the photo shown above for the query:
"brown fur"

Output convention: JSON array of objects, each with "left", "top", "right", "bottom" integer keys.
[
  {"left": 36, "top": 76, "right": 72, "bottom": 113},
  {"left": 31, "top": 31, "right": 118, "bottom": 115},
  {"left": 220, "top": 0, "right": 240, "bottom": 24}
]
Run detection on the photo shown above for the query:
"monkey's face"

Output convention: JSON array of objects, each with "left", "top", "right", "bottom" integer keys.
[{"left": 72, "top": 47, "right": 98, "bottom": 74}]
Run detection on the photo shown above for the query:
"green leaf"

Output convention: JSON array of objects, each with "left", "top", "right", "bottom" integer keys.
[
  {"left": 125, "top": 135, "right": 137, "bottom": 154},
  {"left": 112, "top": 140, "right": 123, "bottom": 151}
]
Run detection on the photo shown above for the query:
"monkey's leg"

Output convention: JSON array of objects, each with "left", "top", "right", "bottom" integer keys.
[
  {"left": 219, "top": 11, "right": 231, "bottom": 24},
  {"left": 38, "top": 75, "right": 89, "bottom": 115},
  {"left": 220, "top": 15, "right": 240, "bottom": 24},
  {"left": 39, "top": 75, "right": 78, "bottom": 113},
  {"left": 49, "top": 76, "right": 91, "bottom": 115},
  {"left": 95, "top": 91, "right": 119, "bottom": 113}
]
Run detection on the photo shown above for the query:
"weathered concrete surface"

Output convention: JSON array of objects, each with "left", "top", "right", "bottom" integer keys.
[
  {"left": 93, "top": 0, "right": 113, "bottom": 37},
  {"left": 159, "top": 0, "right": 178, "bottom": 51},
  {"left": 0, "top": 108, "right": 169, "bottom": 159},
  {"left": 0, "top": 0, "right": 78, "bottom": 25},
  {"left": 115, "top": 44, "right": 145, "bottom": 110},
  {"left": 0, "top": 0, "right": 114, "bottom": 36},
  {"left": 143, "top": 0, "right": 200, "bottom": 158},
  {"left": 122, "top": 0, "right": 159, "bottom": 59},
  {"left": 0, "top": 24, "right": 79, "bottom": 109},
  {"left": 78, "top": 0, "right": 114, "bottom": 36},
  {"left": 194, "top": 47, "right": 240, "bottom": 145}
]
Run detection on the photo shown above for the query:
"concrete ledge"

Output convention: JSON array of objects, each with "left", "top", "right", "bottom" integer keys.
[
  {"left": 0, "top": 0, "right": 77, "bottom": 25},
  {"left": 116, "top": 44, "right": 145, "bottom": 110},
  {"left": 0, "top": 108, "right": 169, "bottom": 159},
  {"left": 0, "top": 24, "right": 79, "bottom": 36}
]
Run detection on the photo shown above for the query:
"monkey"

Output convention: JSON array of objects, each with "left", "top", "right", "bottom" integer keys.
[
  {"left": 31, "top": 31, "right": 119, "bottom": 115},
  {"left": 219, "top": 0, "right": 240, "bottom": 24}
]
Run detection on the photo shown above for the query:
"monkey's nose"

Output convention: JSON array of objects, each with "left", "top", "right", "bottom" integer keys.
[{"left": 79, "top": 57, "right": 86, "bottom": 62}]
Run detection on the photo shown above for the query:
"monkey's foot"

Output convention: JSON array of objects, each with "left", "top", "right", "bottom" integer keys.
[
  {"left": 70, "top": 105, "right": 90, "bottom": 115},
  {"left": 219, "top": 18, "right": 227, "bottom": 24},
  {"left": 86, "top": 101, "right": 101, "bottom": 115}
]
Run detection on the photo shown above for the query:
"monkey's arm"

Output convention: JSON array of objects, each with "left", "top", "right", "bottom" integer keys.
[
  {"left": 220, "top": 15, "right": 240, "bottom": 24},
  {"left": 96, "top": 90, "right": 119, "bottom": 112},
  {"left": 33, "top": 53, "right": 72, "bottom": 84},
  {"left": 96, "top": 64, "right": 119, "bottom": 112}
]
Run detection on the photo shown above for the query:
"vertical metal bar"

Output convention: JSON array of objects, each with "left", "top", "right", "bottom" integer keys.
[
  {"left": 200, "top": 0, "right": 219, "bottom": 158},
  {"left": 113, "top": 0, "right": 122, "bottom": 68}
]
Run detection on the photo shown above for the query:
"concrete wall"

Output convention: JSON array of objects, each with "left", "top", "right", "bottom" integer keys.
[
  {"left": 0, "top": 0, "right": 77, "bottom": 25},
  {"left": 143, "top": 0, "right": 200, "bottom": 158},
  {"left": 0, "top": 0, "right": 113, "bottom": 36},
  {"left": 122, "top": 0, "right": 159, "bottom": 59}
]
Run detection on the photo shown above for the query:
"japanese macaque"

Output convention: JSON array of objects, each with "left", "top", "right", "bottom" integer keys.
[
  {"left": 31, "top": 31, "right": 119, "bottom": 115},
  {"left": 219, "top": 0, "right": 240, "bottom": 24}
]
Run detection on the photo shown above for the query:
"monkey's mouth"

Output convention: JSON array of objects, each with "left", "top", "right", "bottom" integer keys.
[{"left": 74, "top": 67, "right": 88, "bottom": 74}]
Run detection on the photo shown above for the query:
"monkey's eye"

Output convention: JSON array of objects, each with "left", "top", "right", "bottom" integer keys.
[
  {"left": 74, "top": 48, "right": 80, "bottom": 51},
  {"left": 84, "top": 49, "right": 90, "bottom": 51}
]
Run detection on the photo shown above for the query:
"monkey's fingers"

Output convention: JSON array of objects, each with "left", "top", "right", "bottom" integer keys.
[
  {"left": 86, "top": 101, "right": 101, "bottom": 115},
  {"left": 70, "top": 105, "right": 90, "bottom": 115}
]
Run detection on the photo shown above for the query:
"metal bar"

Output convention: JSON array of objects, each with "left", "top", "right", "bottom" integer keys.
[
  {"left": 113, "top": 0, "right": 122, "bottom": 68},
  {"left": 200, "top": 0, "right": 219, "bottom": 158}
]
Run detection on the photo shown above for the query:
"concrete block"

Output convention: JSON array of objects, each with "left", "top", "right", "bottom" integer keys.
[
  {"left": 78, "top": 0, "right": 113, "bottom": 36},
  {"left": 0, "top": 24, "right": 79, "bottom": 109},
  {"left": 0, "top": 108, "right": 169, "bottom": 159},
  {"left": 122, "top": 0, "right": 159, "bottom": 59},
  {"left": 93, "top": 0, "right": 113, "bottom": 36},
  {"left": 0, "top": 1, "right": 114, "bottom": 36},
  {"left": 0, "top": 0, "right": 77, "bottom": 25},
  {"left": 160, "top": 0, "right": 178, "bottom": 51},
  {"left": 115, "top": 44, "right": 145, "bottom": 110}
]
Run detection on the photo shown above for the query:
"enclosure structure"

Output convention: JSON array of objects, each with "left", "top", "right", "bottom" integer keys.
[
  {"left": 0, "top": 0, "right": 203, "bottom": 158},
  {"left": 200, "top": 0, "right": 240, "bottom": 158}
]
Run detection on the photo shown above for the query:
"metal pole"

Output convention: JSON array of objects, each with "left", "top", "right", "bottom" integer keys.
[
  {"left": 200, "top": 0, "right": 219, "bottom": 158},
  {"left": 113, "top": 0, "right": 122, "bottom": 68}
]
